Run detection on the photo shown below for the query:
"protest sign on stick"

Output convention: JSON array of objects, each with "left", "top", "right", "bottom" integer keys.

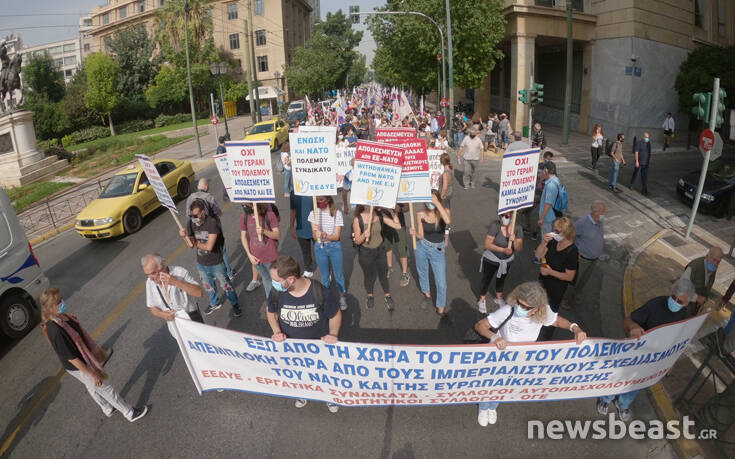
[
  {"left": 497, "top": 148, "right": 541, "bottom": 215},
  {"left": 290, "top": 128, "right": 338, "bottom": 197},
  {"left": 427, "top": 149, "right": 444, "bottom": 190},
  {"left": 350, "top": 140, "right": 405, "bottom": 209},
  {"left": 226, "top": 141, "right": 275, "bottom": 242},
  {"left": 214, "top": 153, "right": 235, "bottom": 202},
  {"left": 335, "top": 147, "right": 356, "bottom": 188}
]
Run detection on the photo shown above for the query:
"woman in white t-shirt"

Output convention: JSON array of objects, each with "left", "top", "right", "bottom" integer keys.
[
  {"left": 472, "top": 281, "right": 588, "bottom": 427},
  {"left": 308, "top": 196, "right": 348, "bottom": 310},
  {"left": 590, "top": 124, "right": 604, "bottom": 170}
]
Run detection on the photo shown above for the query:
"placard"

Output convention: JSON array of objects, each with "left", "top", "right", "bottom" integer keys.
[
  {"left": 350, "top": 140, "right": 404, "bottom": 208},
  {"left": 427, "top": 149, "right": 444, "bottom": 191},
  {"left": 335, "top": 146, "right": 356, "bottom": 188},
  {"left": 498, "top": 148, "right": 541, "bottom": 214},
  {"left": 375, "top": 127, "right": 416, "bottom": 143},
  {"left": 290, "top": 128, "right": 338, "bottom": 196},
  {"left": 388, "top": 139, "right": 431, "bottom": 203},
  {"left": 214, "top": 153, "right": 235, "bottom": 202},
  {"left": 136, "top": 154, "right": 177, "bottom": 211},
  {"left": 226, "top": 141, "right": 276, "bottom": 202}
]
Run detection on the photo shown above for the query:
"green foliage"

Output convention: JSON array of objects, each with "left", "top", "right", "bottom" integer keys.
[
  {"left": 23, "top": 92, "right": 69, "bottom": 141},
  {"left": 108, "top": 25, "right": 161, "bottom": 100},
  {"left": 61, "top": 126, "right": 112, "bottom": 148},
  {"left": 60, "top": 66, "right": 101, "bottom": 132},
  {"left": 145, "top": 65, "right": 189, "bottom": 110},
  {"left": 223, "top": 79, "right": 249, "bottom": 102},
  {"left": 116, "top": 119, "right": 155, "bottom": 134},
  {"left": 154, "top": 113, "right": 192, "bottom": 127},
  {"left": 346, "top": 53, "right": 367, "bottom": 87},
  {"left": 369, "top": 0, "right": 506, "bottom": 92},
  {"left": 22, "top": 52, "right": 65, "bottom": 102},
  {"left": 675, "top": 46, "right": 734, "bottom": 115},
  {"left": 5, "top": 181, "right": 75, "bottom": 212},
  {"left": 85, "top": 53, "right": 120, "bottom": 117}
]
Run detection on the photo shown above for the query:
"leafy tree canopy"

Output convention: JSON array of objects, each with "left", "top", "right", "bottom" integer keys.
[
  {"left": 109, "top": 25, "right": 161, "bottom": 100},
  {"left": 674, "top": 45, "right": 735, "bottom": 116},
  {"left": 85, "top": 53, "right": 120, "bottom": 134},
  {"left": 22, "top": 52, "right": 65, "bottom": 102}
]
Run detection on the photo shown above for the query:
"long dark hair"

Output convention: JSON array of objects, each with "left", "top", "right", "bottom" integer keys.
[{"left": 353, "top": 204, "right": 367, "bottom": 218}]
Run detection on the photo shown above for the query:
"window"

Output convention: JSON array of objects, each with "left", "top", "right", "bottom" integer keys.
[
  {"left": 138, "top": 1, "right": 145, "bottom": 13},
  {"left": 103, "top": 12, "right": 110, "bottom": 25},
  {"left": 49, "top": 45, "right": 63, "bottom": 55},
  {"left": 53, "top": 58, "right": 63, "bottom": 68},
  {"left": 84, "top": 43, "right": 90, "bottom": 52},
  {"left": 254, "top": 0, "right": 264, "bottom": 16},
  {"left": 695, "top": 0, "right": 705, "bottom": 28},
  {"left": 64, "top": 69, "right": 73, "bottom": 77},
  {"left": 229, "top": 33, "right": 240, "bottom": 50},
  {"left": 119, "top": 6, "right": 127, "bottom": 19},
  {"left": 63, "top": 43, "right": 75, "bottom": 53},
  {"left": 257, "top": 55, "right": 268, "bottom": 72},
  {"left": 228, "top": 3, "right": 238, "bottom": 20},
  {"left": 63, "top": 56, "right": 76, "bottom": 66},
  {"left": 255, "top": 29, "right": 266, "bottom": 46},
  {"left": 718, "top": 0, "right": 727, "bottom": 35}
]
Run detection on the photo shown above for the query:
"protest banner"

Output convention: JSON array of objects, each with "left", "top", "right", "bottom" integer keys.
[
  {"left": 290, "top": 128, "right": 338, "bottom": 197},
  {"left": 375, "top": 127, "right": 416, "bottom": 143},
  {"left": 350, "top": 140, "right": 404, "bottom": 209},
  {"left": 427, "top": 149, "right": 444, "bottom": 190},
  {"left": 136, "top": 155, "right": 192, "bottom": 247},
  {"left": 497, "top": 148, "right": 541, "bottom": 215},
  {"left": 214, "top": 153, "right": 235, "bottom": 202},
  {"left": 174, "top": 313, "right": 707, "bottom": 406},
  {"left": 388, "top": 139, "right": 432, "bottom": 250},
  {"left": 335, "top": 147, "right": 356, "bottom": 188}
]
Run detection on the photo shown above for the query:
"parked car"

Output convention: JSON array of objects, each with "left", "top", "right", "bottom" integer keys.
[
  {"left": 244, "top": 117, "right": 290, "bottom": 151},
  {"left": 676, "top": 157, "right": 735, "bottom": 218},
  {"left": 287, "top": 100, "right": 305, "bottom": 113},
  {"left": 0, "top": 189, "right": 49, "bottom": 338},
  {"left": 75, "top": 159, "right": 195, "bottom": 239},
  {"left": 287, "top": 110, "right": 307, "bottom": 128}
]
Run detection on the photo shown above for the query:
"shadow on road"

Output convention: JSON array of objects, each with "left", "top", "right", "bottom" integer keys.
[{"left": 119, "top": 325, "right": 177, "bottom": 407}]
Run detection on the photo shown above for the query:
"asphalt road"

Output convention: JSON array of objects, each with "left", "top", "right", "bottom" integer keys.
[{"left": 3, "top": 146, "right": 726, "bottom": 458}]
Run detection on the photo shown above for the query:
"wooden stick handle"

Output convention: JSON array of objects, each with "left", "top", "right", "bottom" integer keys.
[
  {"left": 254, "top": 202, "right": 262, "bottom": 242},
  {"left": 313, "top": 196, "right": 321, "bottom": 243},
  {"left": 365, "top": 206, "right": 374, "bottom": 243},
  {"left": 507, "top": 210, "right": 517, "bottom": 249},
  {"left": 409, "top": 203, "right": 417, "bottom": 250},
  {"left": 170, "top": 208, "right": 194, "bottom": 248}
]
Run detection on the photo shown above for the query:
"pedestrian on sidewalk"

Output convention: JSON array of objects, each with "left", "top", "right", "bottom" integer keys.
[
  {"left": 596, "top": 278, "right": 697, "bottom": 421},
  {"left": 590, "top": 124, "right": 604, "bottom": 170},
  {"left": 567, "top": 201, "right": 606, "bottom": 306},
  {"left": 498, "top": 114, "right": 510, "bottom": 149},
  {"left": 40, "top": 287, "right": 149, "bottom": 423},
  {"left": 474, "top": 281, "right": 587, "bottom": 426},
  {"left": 267, "top": 255, "right": 342, "bottom": 413},
  {"left": 629, "top": 132, "right": 651, "bottom": 195},
  {"left": 180, "top": 199, "right": 241, "bottom": 318},
  {"left": 309, "top": 196, "right": 348, "bottom": 310},
  {"left": 531, "top": 122, "right": 546, "bottom": 150},
  {"left": 537, "top": 161, "right": 561, "bottom": 237},
  {"left": 458, "top": 127, "right": 483, "bottom": 189},
  {"left": 607, "top": 133, "right": 626, "bottom": 192},
  {"left": 382, "top": 204, "right": 411, "bottom": 288},
  {"left": 477, "top": 211, "right": 523, "bottom": 314},
  {"left": 485, "top": 113, "right": 498, "bottom": 152},
  {"left": 290, "top": 191, "right": 316, "bottom": 278},
  {"left": 240, "top": 203, "right": 281, "bottom": 302},
  {"left": 680, "top": 246, "right": 724, "bottom": 312},
  {"left": 535, "top": 217, "right": 578, "bottom": 341},
  {"left": 662, "top": 113, "right": 675, "bottom": 151},
  {"left": 352, "top": 204, "right": 400, "bottom": 311},
  {"left": 410, "top": 192, "right": 451, "bottom": 320},
  {"left": 216, "top": 137, "right": 229, "bottom": 202},
  {"left": 141, "top": 253, "right": 205, "bottom": 336}
]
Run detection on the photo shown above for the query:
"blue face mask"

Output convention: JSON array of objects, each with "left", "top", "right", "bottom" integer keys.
[
  {"left": 667, "top": 297, "right": 682, "bottom": 313},
  {"left": 426, "top": 203, "right": 436, "bottom": 210},
  {"left": 58, "top": 300, "right": 68, "bottom": 314},
  {"left": 644, "top": 138, "right": 649, "bottom": 143},
  {"left": 706, "top": 261, "right": 717, "bottom": 272},
  {"left": 271, "top": 279, "right": 288, "bottom": 292},
  {"left": 514, "top": 305, "right": 529, "bottom": 317}
]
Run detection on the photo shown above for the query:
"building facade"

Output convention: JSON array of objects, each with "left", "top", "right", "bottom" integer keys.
[
  {"left": 87, "top": 0, "right": 311, "bottom": 96},
  {"left": 472, "top": 0, "right": 735, "bottom": 139}
]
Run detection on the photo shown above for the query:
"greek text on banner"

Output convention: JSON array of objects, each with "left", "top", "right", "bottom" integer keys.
[
  {"left": 226, "top": 141, "right": 276, "bottom": 203},
  {"left": 498, "top": 148, "right": 540, "bottom": 214},
  {"left": 290, "top": 127, "right": 338, "bottom": 196}
]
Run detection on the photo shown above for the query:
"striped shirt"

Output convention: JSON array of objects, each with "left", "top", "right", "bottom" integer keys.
[{"left": 308, "top": 209, "right": 344, "bottom": 236}]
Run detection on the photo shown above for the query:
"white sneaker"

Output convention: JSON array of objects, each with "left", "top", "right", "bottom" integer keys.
[
  {"left": 478, "top": 299, "right": 487, "bottom": 314},
  {"left": 295, "top": 399, "right": 308, "bottom": 408},
  {"left": 327, "top": 403, "right": 339, "bottom": 413},
  {"left": 477, "top": 407, "right": 489, "bottom": 426},
  {"left": 302, "top": 271, "right": 314, "bottom": 279},
  {"left": 487, "top": 409, "right": 497, "bottom": 424},
  {"left": 245, "top": 280, "right": 261, "bottom": 292}
]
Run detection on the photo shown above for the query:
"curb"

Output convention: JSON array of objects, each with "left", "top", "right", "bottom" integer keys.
[{"left": 622, "top": 228, "right": 700, "bottom": 459}]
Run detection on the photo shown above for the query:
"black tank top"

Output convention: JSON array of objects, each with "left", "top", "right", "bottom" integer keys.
[{"left": 422, "top": 218, "right": 446, "bottom": 243}]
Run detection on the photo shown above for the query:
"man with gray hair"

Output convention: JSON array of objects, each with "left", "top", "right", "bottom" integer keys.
[
  {"left": 458, "top": 126, "right": 484, "bottom": 189},
  {"left": 596, "top": 277, "right": 697, "bottom": 421},
  {"left": 681, "top": 246, "right": 724, "bottom": 310},
  {"left": 504, "top": 131, "right": 527, "bottom": 153},
  {"left": 567, "top": 200, "right": 607, "bottom": 305},
  {"left": 141, "top": 253, "right": 204, "bottom": 336}
]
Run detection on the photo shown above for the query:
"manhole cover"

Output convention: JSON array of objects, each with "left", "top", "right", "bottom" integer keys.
[{"left": 663, "top": 235, "right": 686, "bottom": 247}]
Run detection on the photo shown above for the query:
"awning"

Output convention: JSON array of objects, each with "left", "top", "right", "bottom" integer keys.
[{"left": 246, "top": 86, "right": 286, "bottom": 101}]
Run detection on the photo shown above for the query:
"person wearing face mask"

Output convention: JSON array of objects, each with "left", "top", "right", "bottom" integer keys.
[
  {"left": 522, "top": 151, "right": 553, "bottom": 240},
  {"left": 567, "top": 201, "right": 606, "bottom": 306},
  {"left": 629, "top": 132, "right": 651, "bottom": 195},
  {"left": 40, "top": 287, "right": 149, "bottom": 422},
  {"left": 308, "top": 196, "right": 348, "bottom": 310},
  {"left": 410, "top": 192, "right": 452, "bottom": 319},
  {"left": 434, "top": 130, "right": 449, "bottom": 150},
  {"left": 608, "top": 133, "right": 626, "bottom": 193},
  {"left": 267, "top": 255, "right": 342, "bottom": 413},
  {"left": 534, "top": 217, "right": 578, "bottom": 341},
  {"left": 680, "top": 246, "right": 724, "bottom": 311},
  {"left": 474, "top": 281, "right": 587, "bottom": 426},
  {"left": 458, "top": 127, "right": 484, "bottom": 189},
  {"left": 476, "top": 211, "right": 524, "bottom": 313},
  {"left": 240, "top": 202, "right": 281, "bottom": 302},
  {"left": 596, "top": 278, "right": 697, "bottom": 421}
]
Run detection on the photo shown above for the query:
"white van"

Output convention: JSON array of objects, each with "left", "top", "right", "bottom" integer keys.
[
  {"left": 0, "top": 189, "right": 49, "bottom": 339},
  {"left": 287, "top": 100, "right": 306, "bottom": 114}
]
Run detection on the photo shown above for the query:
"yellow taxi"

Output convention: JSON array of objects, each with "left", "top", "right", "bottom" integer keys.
[
  {"left": 244, "top": 117, "right": 290, "bottom": 151},
  {"left": 74, "top": 159, "right": 195, "bottom": 239}
]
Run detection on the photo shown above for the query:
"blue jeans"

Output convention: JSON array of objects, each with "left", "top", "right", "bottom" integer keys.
[
  {"left": 254, "top": 261, "right": 273, "bottom": 299},
  {"left": 600, "top": 390, "right": 640, "bottom": 410},
  {"left": 414, "top": 239, "right": 447, "bottom": 308},
  {"left": 479, "top": 401, "right": 499, "bottom": 411},
  {"left": 283, "top": 168, "right": 292, "bottom": 195},
  {"left": 314, "top": 241, "right": 346, "bottom": 294},
  {"left": 222, "top": 244, "right": 234, "bottom": 279},
  {"left": 197, "top": 262, "right": 239, "bottom": 308},
  {"left": 608, "top": 160, "right": 620, "bottom": 188}
]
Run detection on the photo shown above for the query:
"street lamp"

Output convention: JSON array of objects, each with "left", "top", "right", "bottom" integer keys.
[{"left": 209, "top": 62, "right": 231, "bottom": 140}]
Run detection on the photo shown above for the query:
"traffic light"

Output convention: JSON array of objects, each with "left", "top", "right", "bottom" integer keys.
[
  {"left": 519, "top": 89, "right": 529, "bottom": 104},
  {"left": 715, "top": 88, "right": 727, "bottom": 128},
  {"left": 532, "top": 82, "right": 544, "bottom": 104},
  {"left": 691, "top": 92, "right": 711, "bottom": 123}
]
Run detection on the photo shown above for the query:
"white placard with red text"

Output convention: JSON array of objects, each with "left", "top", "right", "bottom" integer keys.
[
  {"left": 498, "top": 148, "right": 541, "bottom": 214},
  {"left": 427, "top": 149, "right": 444, "bottom": 191},
  {"left": 375, "top": 127, "right": 416, "bottom": 143},
  {"left": 135, "top": 154, "right": 177, "bottom": 211},
  {"left": 350, "top": 140, "right": 405, "bottom": 208},
  {"left": 388, "top": 139, "right": 431, "bottom": 203},
  {"left": 225, "top": 141, "right": 276, "bottom": 202}
]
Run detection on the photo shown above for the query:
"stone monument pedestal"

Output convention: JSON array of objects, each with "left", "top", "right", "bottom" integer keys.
[{"left": 0, "top": 110, "right": 69, "bottom": 188}]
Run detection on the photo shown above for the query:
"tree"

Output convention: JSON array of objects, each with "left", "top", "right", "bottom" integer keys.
[
  {"left": 153, "top": 0, "right": 213, "bottom": 53},
  {"left": 60, "top": 65, "right": 100, "bottom": 132},
  {"left": 368, "top": 0, "right": 505, "bottom": 92},
  {"left": 108, "top": 25, "right": 161, "bottom": 100},
  {"left": 85, "top": 53, "right": 120, "bottom": 136},
  {"left": 674, "top": 45, "right": 735, "bottom": 115},
  {"left": 22, "top": 52, "right": 65, "bottom": 102},
  {"left": 346, "top": 53, "right": 367, "bottom": 87},
  {"left": 144, "top": 64, "right": 189, "bottom": 112}
]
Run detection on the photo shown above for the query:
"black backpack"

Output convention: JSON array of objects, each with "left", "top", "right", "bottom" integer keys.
[
  {"left": 268, "top": 280, "right": 325, "bottom": 314},
  {"left": 605, "top": 138, "right": 614, "bottom": 157}
]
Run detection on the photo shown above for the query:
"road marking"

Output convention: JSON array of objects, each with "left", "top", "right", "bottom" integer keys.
[{"left": 0, "top": 201, "right": 233, "bottom": 456}]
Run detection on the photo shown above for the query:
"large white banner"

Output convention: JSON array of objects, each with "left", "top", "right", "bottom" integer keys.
[
  {"left": 290, "top": 128, "right": 338, "bottom": 196},
  {"left": 225, "top": 141, "right": 276, "bottom": 203},
  {"left": 174, "top": 314, "right": 707, "bottom": 407},
  {"left": 136, "top": 154, "right": 177, "bottom": 211},
  {"left": 498, "top": 148, "right": 541, "bottom": 214}
]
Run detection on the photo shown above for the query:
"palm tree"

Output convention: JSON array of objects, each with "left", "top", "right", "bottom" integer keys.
[{"left": 153, "top": 0, "right": 213, "bottom": 52}]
